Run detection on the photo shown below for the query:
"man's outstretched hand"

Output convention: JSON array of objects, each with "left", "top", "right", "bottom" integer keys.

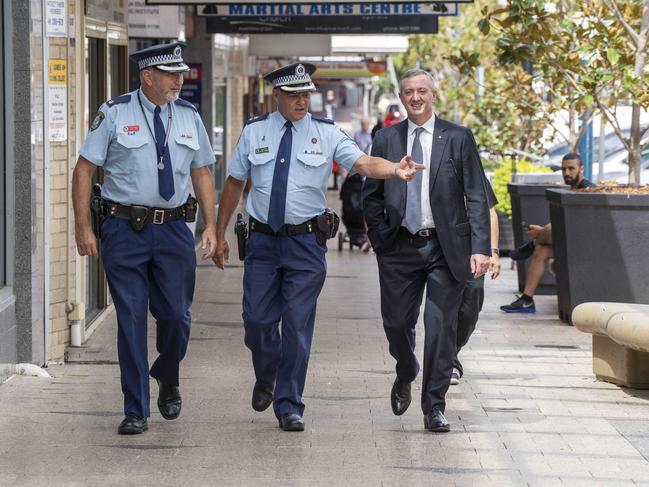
[{"left": 396, "top": 155, "right": 425, "bottom": 181}]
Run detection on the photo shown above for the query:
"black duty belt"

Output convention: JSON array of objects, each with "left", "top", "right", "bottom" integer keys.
[
  {"left": 250, "top": 217, "right": 317, "bottom": 237},
  {"left": 400, "top": 227, "right": 436, "bottom": 239},
  {"left": 105, "top": 201, "right": 186, "bottom": 226}
]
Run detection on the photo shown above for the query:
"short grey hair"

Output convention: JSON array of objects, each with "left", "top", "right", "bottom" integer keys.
[{"left": 399, "top": 69, "right": 436, "bottom": 92}]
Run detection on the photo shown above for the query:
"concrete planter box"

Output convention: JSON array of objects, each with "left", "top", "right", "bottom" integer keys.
[
  {"left": 507, "top": 183, "right": 561, "bottom": 295},
  {"left": 547, "top": 189, "right": 649, "bottom": 323},
  {"left": 496, "top": 210, "right": 514, "bottom": 253}
]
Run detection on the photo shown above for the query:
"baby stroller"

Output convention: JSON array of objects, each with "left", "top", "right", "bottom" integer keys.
[{"left": 338, "top": 173, "right": 370, "bottom": 251}]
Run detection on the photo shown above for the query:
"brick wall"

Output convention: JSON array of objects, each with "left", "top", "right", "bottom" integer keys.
[{"left": 47, "top": 35, "right": 71, "bottom": 360}]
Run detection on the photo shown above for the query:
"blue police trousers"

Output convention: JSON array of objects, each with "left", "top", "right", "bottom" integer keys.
[
  {"left": 242, "top": 231, "right": 327, "bottom": 418},
  {"left": 101, "top": 218, "right": 196, "bottom": 418}
]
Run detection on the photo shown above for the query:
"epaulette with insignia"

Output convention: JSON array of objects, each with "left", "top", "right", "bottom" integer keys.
[
  {"left": 174, "top": 98, "right": 198, "bottom": 112},
  {"left": 311, "top": 115, "right": 335, "bottom": 125},
  {"left": 106, "top": 94, "right": 131, "bottom": 107},
  {"left": 245, "top": 113, "right": 269, "bottom": 125}
]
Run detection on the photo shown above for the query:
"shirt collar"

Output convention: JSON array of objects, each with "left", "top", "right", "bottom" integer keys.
[
  {"left": 138, "top": 89, "right": 169, "bottom": 114},
  {"left": 407, "top": 113, "right": 436, "bottom": 136},
  {"left": 274, "top": 110, "right": 308, "bottom": 131}
]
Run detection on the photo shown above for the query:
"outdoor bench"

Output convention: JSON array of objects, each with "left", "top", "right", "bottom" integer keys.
[{"left": 572, "top": 302, "right": 649, "bottom": 388}]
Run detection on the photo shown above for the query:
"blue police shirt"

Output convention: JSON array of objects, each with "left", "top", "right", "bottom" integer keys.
[
  {"left": 79, "top": 89, "right": 215, "bottom": 208},
  {"left": 228, "top": 111, "right": 364, "bottom": 224}
]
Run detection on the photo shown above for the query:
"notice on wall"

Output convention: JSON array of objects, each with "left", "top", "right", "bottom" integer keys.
[
  {"left": 45, "top": 0, "right": 67, "bottom": 37},
  {"left": 48, "top": 60, "right": 67, "bottom": 142}
]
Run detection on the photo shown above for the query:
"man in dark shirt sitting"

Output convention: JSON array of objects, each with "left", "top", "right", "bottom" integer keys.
[{"left": 501, "top": 152, "right": 596, "bottom": 313}]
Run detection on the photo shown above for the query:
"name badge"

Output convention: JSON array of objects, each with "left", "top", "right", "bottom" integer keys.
[{"left": 255, "top": 147, "right": 270, "bottom": 154}]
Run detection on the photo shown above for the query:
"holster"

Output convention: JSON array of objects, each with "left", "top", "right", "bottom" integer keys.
[
  {"left": 315, "top": 208, "right": 340, "bottom": 245},
  {"left": 90, "top": 184, "right": 104, "bottom": 239},
  {"left": 184, "top": 195, "right": 197, "bottom": 223},
  {"left": 234, "top": 213, "right": 248, "bottom": 261}
]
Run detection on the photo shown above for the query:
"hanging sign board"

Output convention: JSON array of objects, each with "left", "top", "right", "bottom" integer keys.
[
  {"left": 206, "top": 14, "right": 438, "bottom": 34},
  {"left": 128, "top": 0, "right": 186, "bottom": 38},
  {"left": 198, "top": 3, "right": 457, "bottom": 16},
  {"left": 149, "top": 0, "right": 473, "bottom": 4}
]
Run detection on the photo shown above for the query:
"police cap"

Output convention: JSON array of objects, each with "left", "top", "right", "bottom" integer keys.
[
  {"left": 130, "top": 42, "right": 190, "bottom": 73},
  {"left": 264, "top": 63, "right": 316, "bottom": 93}
]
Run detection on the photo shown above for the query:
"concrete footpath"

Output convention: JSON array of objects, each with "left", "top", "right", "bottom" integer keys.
[{"left": 2, "top": 196, "right": 649, "bottom": 486}]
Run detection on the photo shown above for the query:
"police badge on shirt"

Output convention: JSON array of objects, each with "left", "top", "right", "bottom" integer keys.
[{"left": 90, "top": 111, "right": 105, "bottom": 131}]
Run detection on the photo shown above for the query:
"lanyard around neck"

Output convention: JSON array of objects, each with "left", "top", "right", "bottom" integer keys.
[{"left": 137, "top": 90, "right": 173, "bottom": 168}]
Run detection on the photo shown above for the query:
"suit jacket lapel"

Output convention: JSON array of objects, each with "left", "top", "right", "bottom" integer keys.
[{"left": 429, "top": 117, "right": 448, "bottom": 191}]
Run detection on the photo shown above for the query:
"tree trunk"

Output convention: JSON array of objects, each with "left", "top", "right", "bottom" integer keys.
[
  {"left": 628, "top": 103, "right": 642, "bottom": 187},
  {"left": 628, "top": 0, "right": 649, "bottom": 186}
]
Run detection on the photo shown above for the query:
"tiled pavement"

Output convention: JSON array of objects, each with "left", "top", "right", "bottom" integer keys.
[{"left": 2, "top": 197, "right": 649, "bottom": 486}]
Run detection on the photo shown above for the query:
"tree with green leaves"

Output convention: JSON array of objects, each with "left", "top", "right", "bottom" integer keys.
[{"left": 480, "top": 0, "right": 649, "bottom": 185}]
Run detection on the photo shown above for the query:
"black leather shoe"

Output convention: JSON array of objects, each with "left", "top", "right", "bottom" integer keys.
[
  {"left": 278, "top": 413, "right": 305, "bottom": 431},
  {"left": 424, "top": 408, "right": 450, "bottom": 433},
  {"left": 390, "top": 379, "right": 411, "bottom": 416},
  {"left": 157, "top": 380, "right": 182, "bottom": 420},
  {"left": 509, "top": 240, "right": 535, "bottom": 261},
  {"left": 118, "top": 414, "right": 148, "bottom": 435},
  {"left": 251, "top": 382, "right": 273, "bottom": 412}
]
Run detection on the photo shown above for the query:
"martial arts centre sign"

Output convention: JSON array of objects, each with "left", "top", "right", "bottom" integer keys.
[
  {"left": 148, "top": 1, "right": 473, "bottom": 4},
  {"left": 199, "top": 3, "right": 451, "bottom": 34}
]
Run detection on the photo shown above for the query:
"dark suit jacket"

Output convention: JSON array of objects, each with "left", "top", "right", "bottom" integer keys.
[{"left": 362, "top": 117, "right": 491, "bottom": 282}]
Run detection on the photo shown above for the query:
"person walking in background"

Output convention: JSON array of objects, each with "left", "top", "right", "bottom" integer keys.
[
  {"left": 353, "top": 117, "right": 373, "bottom": 154},
  {"left": 363, "top": 68, "right": 491, "bottom": 433},
  {"left": 72, "top": 43, "right": 217, "bottom": 435},
  {"left": 501, "top": 153, "right": 596, "bottom": 313},
  {"left": 213, "top": 63, "right": 423, "bottom": 432},
  {"left": 371, "top": 116, "right": 384, "bottom": 139},
  {"left": 451, "top": 187, "right": 501, "bottom": 385}
]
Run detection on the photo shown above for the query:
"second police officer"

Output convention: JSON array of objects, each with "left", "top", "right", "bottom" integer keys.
[
  {"left": 72, "top": 43, "right": 217, "bottom": 435},
  {"left": 214, "top": 62, "right": 423, "bottom": 431}
]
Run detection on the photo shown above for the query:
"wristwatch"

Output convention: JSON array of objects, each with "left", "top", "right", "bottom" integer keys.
[{"left": 491, "top": 248, "right": 500, "bottom": 256}]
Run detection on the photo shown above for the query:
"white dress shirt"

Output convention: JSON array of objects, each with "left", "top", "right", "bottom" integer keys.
[{"left": 404, "top": 115, "right": 436, "bottom": 229}]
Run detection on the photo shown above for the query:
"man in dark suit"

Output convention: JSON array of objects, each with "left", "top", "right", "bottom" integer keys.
[{"left": 362, "top": 69, "right": 491, "bottom": 432}]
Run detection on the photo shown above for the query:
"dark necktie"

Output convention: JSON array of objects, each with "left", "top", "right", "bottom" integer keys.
[
  {"left": 405, "top": 127, "right": 425, "bottom": 234},
  {"left": 154, "top": 105, "right": 175, "bottom": 201},
  {"left": 267, "top": 120, "right": 293, "bottom": 231}
]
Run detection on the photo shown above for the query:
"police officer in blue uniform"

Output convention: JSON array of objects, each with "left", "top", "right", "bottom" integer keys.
[
  {"left": 214, "top": 62, "right": 423, "bottom": 431},
  {"left": 72, "top": 43, "right": 217, "bottom": 435}
]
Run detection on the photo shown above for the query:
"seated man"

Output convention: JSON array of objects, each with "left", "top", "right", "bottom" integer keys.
[{"left": 501, "top": 153, "right": 596, "bottom": 313}]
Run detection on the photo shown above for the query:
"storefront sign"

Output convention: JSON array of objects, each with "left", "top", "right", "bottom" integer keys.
[
  {"left": 128, "top": 0, "right": 186, "bottom": 38},
  {"left": 207, "top": 14, "right": 438, "bottom": 34},
  {"left": 48, "top": 60, "right": 67, "bottom": 142},
  {"left": 180, "top": 64, "right": 203, "bottom": 116},
  {"left": 45, "top": 0, "right": 67, "bottom": 37},
  {"left": 198, "top": 2, "right": 457, "bottom": 16}
]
